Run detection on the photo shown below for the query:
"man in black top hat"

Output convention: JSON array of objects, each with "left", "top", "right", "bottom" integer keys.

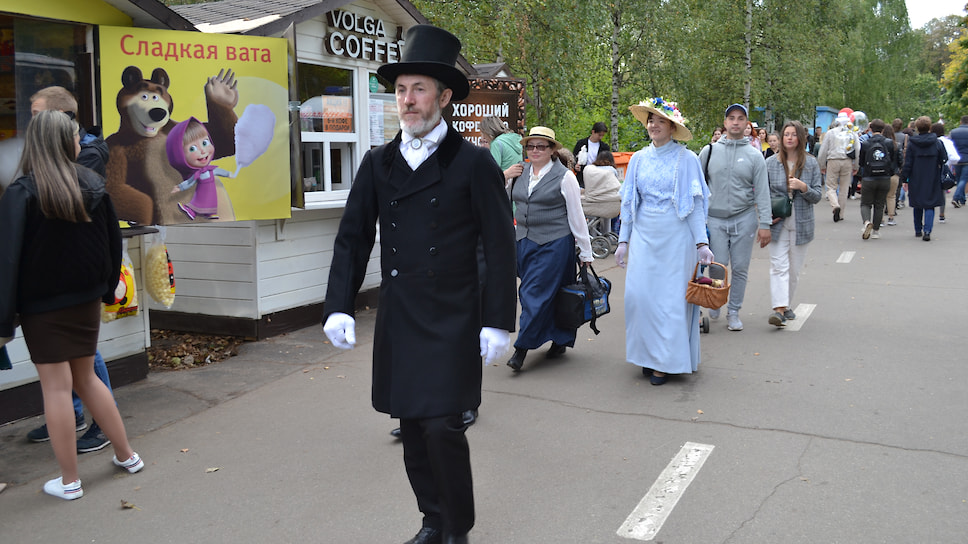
[{"left": 322, "top": 25, "right": 517, "bottom": 544}]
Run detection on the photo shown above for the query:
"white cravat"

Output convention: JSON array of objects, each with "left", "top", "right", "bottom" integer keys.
[{"left": 400, "top": 120, "right": 447, "bottom": 170}]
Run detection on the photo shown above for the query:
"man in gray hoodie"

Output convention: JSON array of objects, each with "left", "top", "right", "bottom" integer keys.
[{"left": 697, "top": 103, "right": 772, "bottom": 331}]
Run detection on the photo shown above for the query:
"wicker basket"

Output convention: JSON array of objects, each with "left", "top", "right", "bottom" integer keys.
[{"left": 686, "top": 262, "right": 730, "bottom": 309}]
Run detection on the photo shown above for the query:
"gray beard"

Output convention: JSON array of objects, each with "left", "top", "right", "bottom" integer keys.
[{"left": 401, "top": 109, "right": 442, "bottom": 139}]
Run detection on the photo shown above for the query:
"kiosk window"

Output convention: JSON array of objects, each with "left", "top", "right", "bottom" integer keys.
[{"left": 298, "top": 62, "right": 356, "bottom": 198}]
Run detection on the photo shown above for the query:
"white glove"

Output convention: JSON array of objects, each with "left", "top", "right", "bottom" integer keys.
[
  {"left": 479, "top": 327, "right": 510, "bottom": 365},
  {"left": 0, "top": 336, "right": 12, "bottom": 348},
  {"left": 615, "top": 243, "right": 628, "bottom": 269},
  {"left": 697, "top": 245, "right": 714, "bottom": 265},
  {"left": 577, "top": 145, "right": 588, "bottom": 166},
  {"left": 323, "top": 312, "right": 356, "bottom": 350}
]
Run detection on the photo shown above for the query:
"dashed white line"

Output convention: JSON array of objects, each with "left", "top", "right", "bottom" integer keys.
[
  {"left": 617, "top": 442, "right": 715, "bottom": 541},
  {"left": 836, "top": 251, "right": 855, "bottom": 263},
  {"left": 783, "top": 303, "right": 816, "bottom": 332}
]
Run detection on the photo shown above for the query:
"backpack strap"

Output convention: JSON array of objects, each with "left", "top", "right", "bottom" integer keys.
[{"left": 702, "top": 143, "right": 713, "bottom": 183}]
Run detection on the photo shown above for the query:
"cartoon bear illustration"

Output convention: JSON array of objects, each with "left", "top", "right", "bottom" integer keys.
[{"left": 104, "top": 66, "right": 239, "bottom": 225}]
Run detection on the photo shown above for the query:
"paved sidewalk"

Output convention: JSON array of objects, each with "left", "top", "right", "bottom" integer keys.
[{"left": 0, "top": 314, "right": 369, "bottom": 490}]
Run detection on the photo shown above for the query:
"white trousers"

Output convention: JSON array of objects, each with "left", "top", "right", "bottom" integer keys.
[{"left": 768, "top": 227, "right": 809, "bottom": 309}]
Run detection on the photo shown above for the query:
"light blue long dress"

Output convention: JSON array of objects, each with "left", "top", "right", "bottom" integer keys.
[{"left": 619, "top": 141, "right": 709, "bottom": 374}]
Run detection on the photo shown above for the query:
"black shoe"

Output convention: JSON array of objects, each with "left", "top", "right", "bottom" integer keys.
[
  {"left": 462, "top": 409, "right": 478, "bottom": 426},
  {"left": 404, "top": 527, "right": 442, "bottom": 544},
  {"left": 27, "top": 414, "right": 87, "bottom": 443},
  {"left": 507, "top": 348, "right": 527, "bottom": 371},
  {"left": 444, "top": 535, "right": 469, "bottom": 544},
  {"left": 833, "top": 208, "right": 841, "bottom": 222},
  {"left": 76, "top": 422, "right": 111, "bottom": 453},
  {"left": 923, "top": 232, "right": 931, "bottom": 241},
  {"left": 390, "top": 427, "right": 402, "bottom": 438},
  {"left": 650, "top": 373, "right": 668, "bottom": 386},
  {"left": 546, "top": 342, "right": 566, "bottom": 358}
]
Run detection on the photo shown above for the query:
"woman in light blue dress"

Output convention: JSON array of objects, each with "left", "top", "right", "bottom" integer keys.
[{"left": 615, "top": 98, "right": 713, "bottom": 385}]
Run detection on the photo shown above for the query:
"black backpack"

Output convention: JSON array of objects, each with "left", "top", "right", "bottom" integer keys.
[{"left": 865, "top": 135, "right": 891, "bottom": 176}]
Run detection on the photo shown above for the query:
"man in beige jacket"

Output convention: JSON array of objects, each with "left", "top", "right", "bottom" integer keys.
[{"left": 817, "top": 113, "right": 861, "bottom": 222}]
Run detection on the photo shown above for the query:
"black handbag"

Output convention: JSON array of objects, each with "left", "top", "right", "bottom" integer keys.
[
  {"left": 942, "top": 167, "right": 957, "bottom": 191},
  {"left": 771, "top": 193, "right": 793, "bottom": 219},
  {"left": 554, "top": 262, "right": 611, "bottom": 334}
]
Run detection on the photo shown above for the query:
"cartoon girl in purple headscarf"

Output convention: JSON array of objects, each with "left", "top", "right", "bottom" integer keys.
[{"left": 167, "top": 117, "right": 234, "bottom": 220}]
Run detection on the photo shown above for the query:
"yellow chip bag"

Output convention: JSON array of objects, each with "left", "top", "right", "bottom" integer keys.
[
  {"left": 145, "top": 243, "right": 175, "bottom": 308},
  {"left": 102, "top": 247, "right": 139, "bottom": 322}
]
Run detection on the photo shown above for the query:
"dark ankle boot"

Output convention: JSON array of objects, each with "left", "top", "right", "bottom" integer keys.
[{"left": 507, "top": 348, "right": 527, "bottom": 371}]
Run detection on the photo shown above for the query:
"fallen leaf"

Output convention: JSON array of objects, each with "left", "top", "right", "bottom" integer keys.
[
  {"left": 180, "top": 448, "right": 189, "bottom": 453},
  {"left": 205, "top": 467, "right": 220, "bottom": 473},
  {"left": 121, "top": 500, "right": 141, "bottom": 510},
  {"left": 697, "top": 410, "right": 704, "bottom": 414},
  {"left": 754, "top": 352, "right": 760, "bottom": 356}
]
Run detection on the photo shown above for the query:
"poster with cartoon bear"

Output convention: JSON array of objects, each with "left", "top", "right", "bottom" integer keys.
[{"left": 98, "top": 27, "right": 290, "bottom": 225}]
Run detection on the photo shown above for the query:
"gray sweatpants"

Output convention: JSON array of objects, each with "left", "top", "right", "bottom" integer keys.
[{"left": 707, "top": 208, "right": 758, "bottom": 313}]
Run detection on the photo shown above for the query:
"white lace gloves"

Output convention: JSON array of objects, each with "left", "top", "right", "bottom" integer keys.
[
  {"left": 697, "top": 245, "right": 715, "bottom": 265},
  {"left": 325, "top": 313, "right": 510, "bottom": 365},
  {"left": 479, "top": 327, "right": 511, "bottom": 365},
  {"left": 323, "top": 312, "right": 356, "bottom": 350},
  {"left": 615, "top": 243, "right": 628, "bottom": 269}
]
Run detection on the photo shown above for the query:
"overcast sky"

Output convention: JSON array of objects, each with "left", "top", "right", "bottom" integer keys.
[{"left": 905, "top": 0, "right": 966, "bottom": 29}]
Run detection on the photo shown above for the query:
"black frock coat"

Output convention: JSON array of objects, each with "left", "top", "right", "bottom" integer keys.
[{"left": 323, "top": 124, "right": 517, "bottom": 419}]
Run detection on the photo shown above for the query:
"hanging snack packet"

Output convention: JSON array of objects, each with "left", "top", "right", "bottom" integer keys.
[
  {"left": 145, "top": 228, "right": 176, "bottom": 308},
  {"left": 102, "top": 241, "right": 139, "bottom": 322}
]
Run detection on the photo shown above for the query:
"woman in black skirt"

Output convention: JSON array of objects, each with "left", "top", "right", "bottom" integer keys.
[{"left": 0, "top": 110, "right": 144, "bottom": 500}]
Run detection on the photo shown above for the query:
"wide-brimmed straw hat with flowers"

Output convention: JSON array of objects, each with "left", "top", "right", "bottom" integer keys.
[
  {"left": 520, "top": 126, "right": 562, "bottom": 149},
  {"left": 629, "top": 97, "right": 693, "bottom": 142}
]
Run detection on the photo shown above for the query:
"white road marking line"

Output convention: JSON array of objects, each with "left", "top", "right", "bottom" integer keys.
[
  {"left": 836, "top": 251, "right": 855, "bottom": 263},
  {"left": 617, "top": 442, "right": 715, "bottom": 541},
  {"left": 783, "top": 303, "right": 816, "bottom": 332}
]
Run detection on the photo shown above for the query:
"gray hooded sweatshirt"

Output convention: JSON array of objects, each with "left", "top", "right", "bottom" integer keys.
[{"left": 698, "top": 136, "right": 772, "bottom": 229}]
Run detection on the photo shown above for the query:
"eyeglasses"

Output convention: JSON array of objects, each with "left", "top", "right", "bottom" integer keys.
[{"left": 526, "top": 144, "right": 550, "bottom": 151}]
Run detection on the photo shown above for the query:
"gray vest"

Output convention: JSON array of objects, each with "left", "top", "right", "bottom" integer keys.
[{"left": 512, "top": 160, "right": 572, "bottom": 244}]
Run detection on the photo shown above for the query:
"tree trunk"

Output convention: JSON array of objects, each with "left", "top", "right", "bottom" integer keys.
[
  {"left": 744, "top": 0, "right": 753, "bottom": 108},
  {"left": 610, "top": 6, "right": 621, "bottom": 150}
]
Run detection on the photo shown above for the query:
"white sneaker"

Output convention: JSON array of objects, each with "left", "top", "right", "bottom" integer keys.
[
  {"left": 708, "top": 308, "right": 721, "bottom": 319},
  {"left": 726, "top": 312, "right": 743, "bottom": 331},
  {"left": 43, "top": 477, "right": 83, "bottom": 500},
  {"left": 862, "top": 221, "right": 873, "bottom": 239},
  {"left": 113, "top": 452, "right": 144, "bottom": 474},
  {"left": 871, "top": 230, "right": 880, "bottom": 239}
]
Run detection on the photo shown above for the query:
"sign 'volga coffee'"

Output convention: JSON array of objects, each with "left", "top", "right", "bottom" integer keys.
[{"left": 325, "top": 10, "right": 402, "bottom": 63}]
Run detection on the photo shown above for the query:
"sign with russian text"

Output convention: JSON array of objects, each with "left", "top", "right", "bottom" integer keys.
[
  {"left": 98, "top": 26, "right": 291, "bottom": 225},
  {"left": 443, "top": 79, "right": 526, "bottom": 146}
]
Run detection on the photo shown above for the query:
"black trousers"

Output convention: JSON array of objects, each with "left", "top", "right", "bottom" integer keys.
[{"left": 400, "top": 414, "right": 474, "bottom": 537}]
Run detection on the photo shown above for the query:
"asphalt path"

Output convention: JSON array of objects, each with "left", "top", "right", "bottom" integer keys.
[{"left": 2, "top": 196, "right": 967, "bottom": 543}]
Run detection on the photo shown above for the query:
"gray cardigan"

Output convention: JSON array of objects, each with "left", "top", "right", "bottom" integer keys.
[{"left": 765, "top": 154, "right": 823, "bottom": 245}]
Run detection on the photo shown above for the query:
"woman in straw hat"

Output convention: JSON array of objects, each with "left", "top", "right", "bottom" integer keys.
[
  {"left": 506, "top": 126, "right": 593, "bottom": 371},
  {"left": 616, "top": 98, "right": 713, "bottom": 385}
]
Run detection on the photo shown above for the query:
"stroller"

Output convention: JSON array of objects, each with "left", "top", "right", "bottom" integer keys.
[{"left": 580, "top": 164, "right": 622, "bottom": 259}]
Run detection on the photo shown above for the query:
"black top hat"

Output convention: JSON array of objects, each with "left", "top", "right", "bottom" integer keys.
[{"left": 377, "top": 25, "right": 470, "bottom": 101}]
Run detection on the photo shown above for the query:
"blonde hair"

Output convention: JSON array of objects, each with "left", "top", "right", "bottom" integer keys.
[
  {"left": 30, "top": 86, "right": 78, "bottom": 114},
  {"left": 182, "top": 118, "right": 209, "bottom": 146},
  {"left": 480, "top": 116, "right": 510, "bottom": 141},
  {"left": 19, "top": 110, "right": 89, "bottom": 222}
]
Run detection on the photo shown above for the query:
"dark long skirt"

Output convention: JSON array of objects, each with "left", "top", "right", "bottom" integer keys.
[{"left": 514, "top": 234, "right": 577, "bottom": 350}]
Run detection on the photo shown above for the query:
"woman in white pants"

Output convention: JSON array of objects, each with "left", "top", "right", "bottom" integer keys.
[{"left": 765, "top": 121, "right": 823, "bottom": 327}]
